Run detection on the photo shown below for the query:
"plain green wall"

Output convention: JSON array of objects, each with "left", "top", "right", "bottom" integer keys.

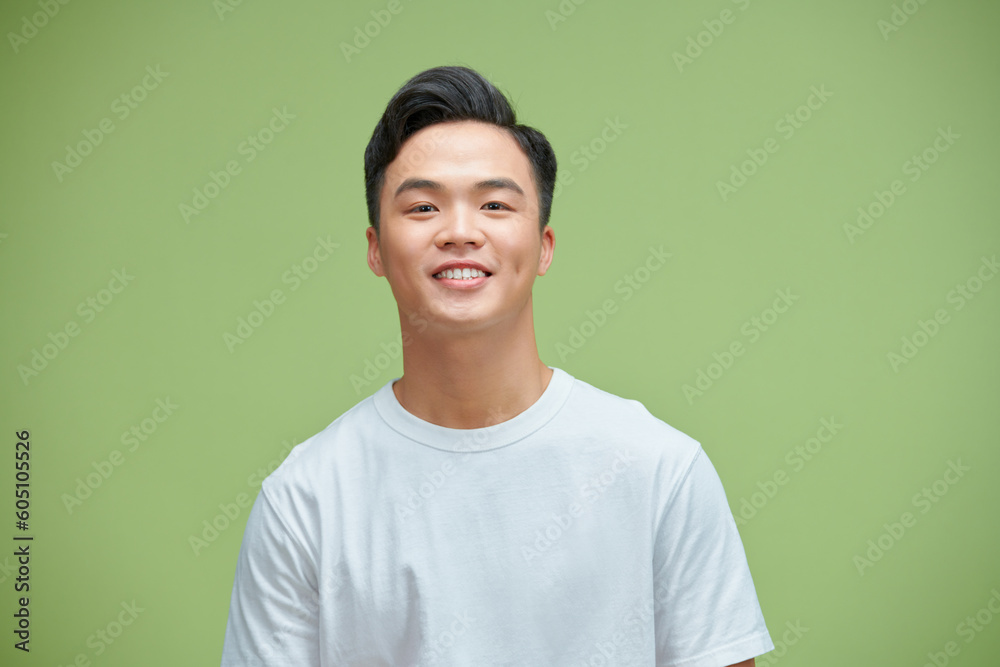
[{"left": 1, "top": 0, "right": 998, "bottom": 665}]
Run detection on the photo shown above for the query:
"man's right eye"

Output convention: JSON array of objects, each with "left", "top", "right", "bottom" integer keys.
[{"left": 408, "top": 204, "right": 436, "bottom": 214}]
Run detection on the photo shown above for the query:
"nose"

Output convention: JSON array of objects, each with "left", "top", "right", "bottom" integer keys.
[{"left": 435, "top": 204, "right": 486, "bottom": 248}]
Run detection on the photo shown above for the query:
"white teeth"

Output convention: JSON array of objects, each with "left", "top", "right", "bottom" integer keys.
[{"left": 434, "top": 268, "right": 488, "bottom": 280}]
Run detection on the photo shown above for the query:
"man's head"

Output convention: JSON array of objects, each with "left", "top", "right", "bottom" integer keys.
[
  {"left": 363, "top": 66, "right": 557, "bottom": 337},
  {"left": 364, "top": 65, "right": 557, "bottom": 238}
]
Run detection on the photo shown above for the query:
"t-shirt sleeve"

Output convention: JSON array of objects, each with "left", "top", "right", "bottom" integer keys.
[
  {"left": 653, "top": 445, "right": 774, "bottom": 667},
  {"left": 220, "top": 486, "right": 320, "bottom": 667}
]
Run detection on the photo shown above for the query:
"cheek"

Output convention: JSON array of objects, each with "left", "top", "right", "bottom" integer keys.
[{"left": 383, "top": 243, "right": 423, "bottom": 283}]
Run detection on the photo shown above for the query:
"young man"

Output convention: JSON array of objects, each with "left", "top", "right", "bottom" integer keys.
[{"left": 220, "top": 65, "right": 774, "bottom": 666}]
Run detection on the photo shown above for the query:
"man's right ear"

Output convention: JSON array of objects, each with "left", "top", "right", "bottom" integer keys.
[{"left": 366, "top": 226, "right": 386, "bottom": 277}]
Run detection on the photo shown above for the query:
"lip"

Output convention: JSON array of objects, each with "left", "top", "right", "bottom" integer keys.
[
  {"left": 433, "top": 274, "right": 489, "bottom": 289},
  {"left": 431, "top": 260, "right": 492, "bottom": 290},
  {"left": 431, "top": 260, "right": 492, "bottom": 277}
]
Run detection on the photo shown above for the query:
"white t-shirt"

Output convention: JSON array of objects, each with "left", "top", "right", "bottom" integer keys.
[{"left": 220, "top": 366, "right": 774, "bottom": 666}]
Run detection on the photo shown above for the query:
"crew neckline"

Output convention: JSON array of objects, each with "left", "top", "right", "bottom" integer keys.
[{"left": 372, "top": 366, "right": 574, "bottom": 452}]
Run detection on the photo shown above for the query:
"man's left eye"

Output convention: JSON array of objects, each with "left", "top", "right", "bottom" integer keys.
[{"left": 483, "top": 202, "right": 508, "bottom": 211}]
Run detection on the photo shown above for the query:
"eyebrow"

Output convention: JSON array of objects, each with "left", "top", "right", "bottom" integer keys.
[{"left": 393, "top": 177, "right": 525, "bottom": 199}]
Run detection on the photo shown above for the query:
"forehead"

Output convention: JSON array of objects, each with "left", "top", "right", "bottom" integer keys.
[{"left": 385, "top": 120, "right": 534, "bottom": 189}]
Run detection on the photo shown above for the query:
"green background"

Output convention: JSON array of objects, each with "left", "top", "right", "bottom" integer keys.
[{"left": 2, "top": 0, "right": 998, "bottom": 664}]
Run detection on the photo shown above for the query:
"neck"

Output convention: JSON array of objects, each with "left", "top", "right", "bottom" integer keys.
[{"left": 391, "top": 299, "right": 553, "bottom": 429}]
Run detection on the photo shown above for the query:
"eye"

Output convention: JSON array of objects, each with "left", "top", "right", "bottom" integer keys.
[
  {"left": 408, "top": 204, "right": 436, "bottom": 214},
  {"left": 483, "top": 202, "right": 509, "bottom": 211}
]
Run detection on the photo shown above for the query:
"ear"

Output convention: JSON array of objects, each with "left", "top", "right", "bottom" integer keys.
[
  {"left": 536, "top": 225, "right": 555, "bottom": 276},
  {"left": 366, "top": 226, "right": 386, "bottom": 277}
]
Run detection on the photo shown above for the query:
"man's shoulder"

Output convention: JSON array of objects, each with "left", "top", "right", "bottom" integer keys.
[
  {"left": 560, "top": 370, "right": 702, "bottom": 459},
  {"left": 259, "top": 387, "right": 382, "bottom": 499}
]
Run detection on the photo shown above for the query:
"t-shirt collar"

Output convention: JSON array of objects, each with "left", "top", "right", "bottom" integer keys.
[{"left": 372, "top": 366, "right": 573, "bottom": 452}]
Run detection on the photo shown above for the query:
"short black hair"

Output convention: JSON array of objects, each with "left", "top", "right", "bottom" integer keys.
[{"left": 364, "top": 65, "right": 557, "bottom": 238}]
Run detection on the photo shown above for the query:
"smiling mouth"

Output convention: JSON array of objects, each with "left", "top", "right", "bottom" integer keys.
[{"left": 432, "top": 268, "right": 492, "bottom": 280}]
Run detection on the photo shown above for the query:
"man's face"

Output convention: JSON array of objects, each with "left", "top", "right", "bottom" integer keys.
[{"left": 366, "top": 120, "right": 554, "bottom": 336}]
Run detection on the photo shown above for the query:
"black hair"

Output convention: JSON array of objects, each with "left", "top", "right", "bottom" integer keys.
[{"left": 364, "top": 65, "right": 557, "bottom": 237}]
